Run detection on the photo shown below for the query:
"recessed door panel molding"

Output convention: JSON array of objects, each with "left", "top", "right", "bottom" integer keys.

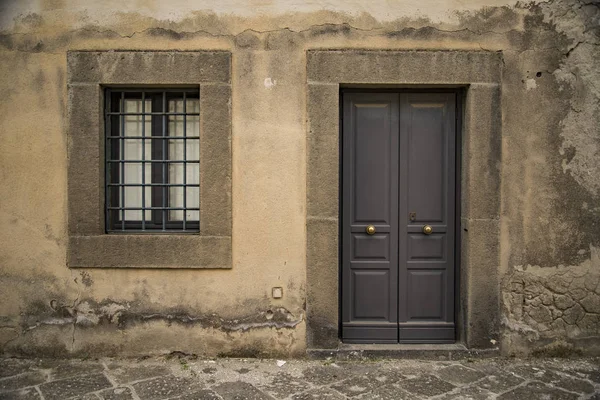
[
  {"left": 352, "top": 102, "right": 393, "bottom": 225},
  {"left": 352, "top": 270, "right": 391, "bottom": 319},
  {"left": 353, "top": 234, "right": 390, "bottom": 261},
  {"left": 407, "top": 101, "right": 446, "bottom": 223},
  {"left": 408, "top": 234, "right": 446, "bottom": 260},
  {"left": 407, "top": 270, "right": 446, "bottom": 320},
  {"left": 342, "top": 90, "right": 457, "bottom": 344}
]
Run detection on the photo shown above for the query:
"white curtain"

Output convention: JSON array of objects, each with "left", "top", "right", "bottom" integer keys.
[
  {"left": 168, "top": 98, "right": 200, "bottom": 221},
  {"left": 121, "top": 99, "right": 151, "bottom": 221},
  {"left": 119, "top": 97, "right": 199, "bottom": 222}
]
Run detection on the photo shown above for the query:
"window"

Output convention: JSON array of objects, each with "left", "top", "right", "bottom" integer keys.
[
  {"left": 105, "top": 88, "right": 200, "bottom": 232},
  {"left": 67, "top": 50, "right": 232, "bottom": 268}
]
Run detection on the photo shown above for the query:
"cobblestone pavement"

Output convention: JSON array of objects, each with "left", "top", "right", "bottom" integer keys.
[{"left": 1, "top": 356, "right": 599, "bottom": 400}]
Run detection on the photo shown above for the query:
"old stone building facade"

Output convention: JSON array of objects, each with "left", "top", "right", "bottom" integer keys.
[{"left": 0, "top": 0, "right": 599, "bottom": 357}]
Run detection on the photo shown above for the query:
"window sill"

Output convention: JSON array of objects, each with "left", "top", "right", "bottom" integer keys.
[{"left": 68, "top": 234, "right": 231, "bottom": 269}]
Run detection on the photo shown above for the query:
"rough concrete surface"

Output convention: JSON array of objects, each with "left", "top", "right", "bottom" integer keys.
[
  {"left": 1, "top": 356, "right": 599, "bottom": 399},
  {"left": 0, "top": 0, "right": 599, "bottom": 357}
]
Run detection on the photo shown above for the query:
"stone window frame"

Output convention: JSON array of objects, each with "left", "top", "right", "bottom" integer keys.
[
  {"left": 67, "top": 51, "right": 232, "bottom": 269},
  {"left": 306, "top": 50, "right": 502, "bottom": 349}
]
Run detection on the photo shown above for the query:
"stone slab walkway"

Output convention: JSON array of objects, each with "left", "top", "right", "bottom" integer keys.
[{"left": 0, "top": 356, "right": 598, "bottom": 400}]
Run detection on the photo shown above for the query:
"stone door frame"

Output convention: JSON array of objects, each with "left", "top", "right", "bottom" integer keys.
[{"left": 306, "top": 50, "right": 503, "bottom": 349}]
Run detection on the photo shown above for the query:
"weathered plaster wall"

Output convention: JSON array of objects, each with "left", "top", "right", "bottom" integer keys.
[
  {"left": 499, "top": 0, "right": 600, "bottom": 355},
  {"left": 0, "top": 0, "right": 598, "bottom": 356}
]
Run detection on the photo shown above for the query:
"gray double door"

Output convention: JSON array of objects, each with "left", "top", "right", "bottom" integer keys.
[{"left": 342, "top": 91, "right": 457, "bottom": 343}]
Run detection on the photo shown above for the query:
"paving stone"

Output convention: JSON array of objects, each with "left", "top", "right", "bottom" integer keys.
[
  {"left": 436, "top": 385, "right": 495, "bottom": 400},
  {"left": 76, "top": 395, "right": 101, "bottom": 400},
  {"left": 95, "top": 386, "right": 135, "bottom": 400},
  {"left": 258, "top": 372, "right": 311, "bottom": 398},
  {"left": 460, "top": 360, "right": 505, "bottom": 375},
  {"left": 497, "top": 381, "right": 580, "bottom": 400},
  {"left": 435, "top": 364, "right": 486, "bottom": 385},
  {"left": 580, "top": 371, "right": 600, "bottom": 385},
  {"left": 356, "top": 384, "right": 415, "bottom": 400},
  {"left": 1, "top": 357, "right": 599, "bottom": 400},
  {"left": 389, "top": 364, "right": 438, "bottom": 379},
  {"left": 106, "top": 364, "right": 171, "bottom": 384},
  {"left": 48, "top": 362, "right": 105, "bottom": 380},
  {"left": 0, "top": 387, "right": 42, "bottom": 400},
  {"left": 132, "top": 375, "right": 203, "bottom": 400},
  {"left": 302, "top": 366, "right": 346, "bottom": 385},
  {"left": 39, "top": 373, "right": 112, "bottom": 400},
  {"left": 397, "top": 374, "right": 456, "bottom": 397},
  {"left": 507, "top": 364, "right": 595, "bottom": 394},
  {"left": 0, "top": 372, "right": 47, "bottom": 392},
  {"left": 476, "top": 373, "right": 524, "bottom": 393},
  {"left": 0, "top": 360, "right": 37, "bottom": 379},
  {"left": 202, "top": 367, "right": 218, "bottom": 375},
  {"left": 213, "top": 381, "right": 274, "bottom": 400},
  {"left": 332, "top": 362, "right": 384, "bottom": 376},
  {"left": 550, "top": 375, "right": 596, "bottom": 395},
  {"left": 290, "top": 387, "right": 345, "bottom": 400},
  {"left": 564, "top": 367, "right": 600, "bottom": 384},
  {"left": 171, "top": 389, "right": 222, "bottom": 400},
  {"left": 331, "top": 376, "right": 381, "bottom": 397},
  {"left": 358, "top": 369, "right": 405, "bottom": 385},
  {"left": 332, "top": 362, "right": 410, "bottom": 384}
]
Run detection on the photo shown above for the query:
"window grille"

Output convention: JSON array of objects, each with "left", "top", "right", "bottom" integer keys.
[{"left": 105, "top": 88, "right": 200, "bottom": 232}]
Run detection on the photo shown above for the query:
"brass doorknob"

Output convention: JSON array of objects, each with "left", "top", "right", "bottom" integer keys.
[
  {"left": 422, "top": 225, "right": 433, "bottom": 235},
  {"left": 366, "top": 225, "right": 376, "bottom": 235}
]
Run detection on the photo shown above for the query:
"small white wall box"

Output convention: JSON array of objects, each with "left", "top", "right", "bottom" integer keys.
[{"left": 272, "top": 287, "right": 283, "bottom": 298}]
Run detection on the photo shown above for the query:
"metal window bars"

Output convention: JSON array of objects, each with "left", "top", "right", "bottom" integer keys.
[{"left": 105, "top": 88, "right": 200, "bottom": 233}]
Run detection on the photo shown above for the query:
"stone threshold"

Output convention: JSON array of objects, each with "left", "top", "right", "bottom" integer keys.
[{"left": 307, "top": 343, "right": 500, "bottom": 360}]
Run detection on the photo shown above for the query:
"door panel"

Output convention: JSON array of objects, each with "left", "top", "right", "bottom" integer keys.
[
  {"left": 407, "top": 104, "right": 446, "bottom": 223},
  {"left": 408, "top": 235, "right": 445, "bottom": 260},
  {"left": 352, "top": 270, "right": 391, "bottom": 319},
  {"left": 353, "top": 235, "right": 390, "bottom": 260},
  {"left": 398, "top": 93, "right": 456, "bottom": 343},
  {"left": 342, "top": 91, "right": 456, "bottom": 344},
  {"left": 407, "top": 270, "right": 445, "bottom": 319},
  {"left": 342, "top": 93, "right": 399, "bottom": 343},
  {"left": 353, "top": 103, "right": 392, "bottom": 224}
]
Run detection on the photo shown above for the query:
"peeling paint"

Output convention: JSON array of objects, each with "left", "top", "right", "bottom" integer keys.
[{"left": 20, "top": 299, "right": 303, "bottom": 334}]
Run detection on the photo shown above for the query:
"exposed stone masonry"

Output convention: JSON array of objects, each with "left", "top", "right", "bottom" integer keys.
[{"left": 502, "top": 256, "right": 600, "bottom": 354}]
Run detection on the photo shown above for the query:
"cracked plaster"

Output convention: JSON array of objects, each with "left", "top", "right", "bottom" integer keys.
[{"left": 502, "top": 246, "right": 600, "bottom": 354}]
